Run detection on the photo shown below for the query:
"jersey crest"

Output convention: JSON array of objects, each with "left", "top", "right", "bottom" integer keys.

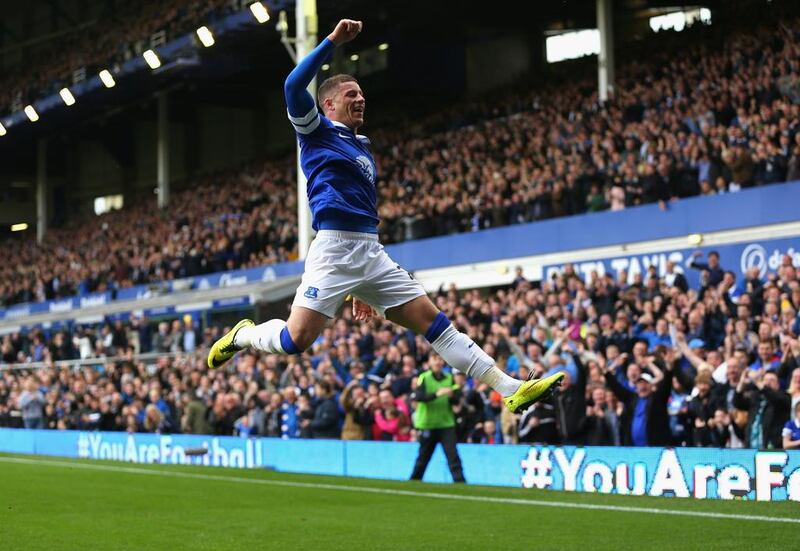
[{"left": 355, "top": 155, "right": 376, "bottom": 185}]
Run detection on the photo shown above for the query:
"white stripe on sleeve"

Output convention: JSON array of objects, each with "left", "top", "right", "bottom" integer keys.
[
  {"left": 293, "top": 117, "right": 320, "bottom": 135},
  {"left": 287, "top": 106, "right": 320, "bottom": 134},
  {"left": 287, "top": 106, "right": 318, "bottom": 125}
]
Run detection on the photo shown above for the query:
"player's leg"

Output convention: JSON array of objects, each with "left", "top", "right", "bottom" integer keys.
[
  {"left": 238, "top": 305, "right": 328, "bottom": 353},
  {"left": 353, "top": 243, "right": 524, "bottom": 395},
  {"left": 385, "top": 295, "right": 521, "bottom": 396},
  {"left": 207, "top": 305, "right": 329, "bottom": 368},
  {"left": 409, "top": 428, "right": 438, "bottom": 480},
  {"left": 385, "top": 295, "right": 565, "bottom": 412},
  {"left": 208, "top": 232, "right": 357, "bottom": 368}
]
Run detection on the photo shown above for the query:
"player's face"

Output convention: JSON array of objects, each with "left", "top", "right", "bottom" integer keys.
[{"left": 330, "top": 81, "right": 365, "bottom": 129}]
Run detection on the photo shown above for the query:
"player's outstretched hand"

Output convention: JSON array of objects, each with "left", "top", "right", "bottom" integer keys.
[
  {"left": 328, "top": 19, "right": 362, "bottom": 46},
  {"left": 352, "top": 297, "right": 376, "bottom": 321}
]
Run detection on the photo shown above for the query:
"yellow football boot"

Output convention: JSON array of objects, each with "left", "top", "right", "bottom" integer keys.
[
  {"left": 503, "top": 371, "right": 565, "bottom": 413},
  {"left": 207, "top": 319, "right": 254, "bottom": 369}
]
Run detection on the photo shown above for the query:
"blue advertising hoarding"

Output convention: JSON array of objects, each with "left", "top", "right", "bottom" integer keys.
[
  {"left": 114, "top": 263, "right": 304, "bottom": 302},
  {"left": 542, "top": 237, "right": 800, "bottom": 289},
  {"left": 1, "top": 429, "right": 798, "bottom": 502}
]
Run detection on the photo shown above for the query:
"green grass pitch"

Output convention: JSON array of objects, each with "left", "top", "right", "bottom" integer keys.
[{"left": 0, "top": 453, "right": 797, "bottom": 550}]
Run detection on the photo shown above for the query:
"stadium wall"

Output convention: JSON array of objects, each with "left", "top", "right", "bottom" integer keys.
[
  {"left": 387, "top": 180, "right": 800, "bottom": 272},
  {"left": 2, "top": 428, "right": 798, "bottom": 502}
]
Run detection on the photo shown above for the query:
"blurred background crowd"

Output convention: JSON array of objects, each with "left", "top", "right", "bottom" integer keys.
[
  {"left": 1, "top": 1, "right": 800, "bottom": 453},
  {"left": 2, "top": 10, "right": 800, "bottom": 308},
  {"left": 2, "top": 248, "right": 799, "bottom": 450}
]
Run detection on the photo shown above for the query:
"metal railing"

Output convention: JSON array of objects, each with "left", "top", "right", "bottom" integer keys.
[
  {"left": 0, "top": 348, "right": 209, "bottom": 372},
  {"left": 0, "top": 275, "right": 300, "bottom": 332}
]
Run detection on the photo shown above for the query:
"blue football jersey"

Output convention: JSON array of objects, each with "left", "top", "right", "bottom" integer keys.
[
  {"left": 783, "top": 419, "right": 800, "bottom": 442},
  {"left": 288, "top": 105, "right": 378, "bottom": 233}
]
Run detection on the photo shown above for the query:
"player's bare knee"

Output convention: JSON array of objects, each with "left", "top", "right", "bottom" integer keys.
[{"left": 286, "top": 307, "right": 327, "bottom": 351}]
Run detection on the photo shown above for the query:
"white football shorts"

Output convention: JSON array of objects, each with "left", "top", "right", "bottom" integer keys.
[{"left": 292, "top": 230, "right": 427, "bottom": 318}]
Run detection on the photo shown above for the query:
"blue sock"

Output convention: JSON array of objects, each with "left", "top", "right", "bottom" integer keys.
[
  {"left": 279, "top": 326, "right": 301, "bottom": 354},
  {"left": 424, "top": 312, "right": 451, "bottom": 343}
]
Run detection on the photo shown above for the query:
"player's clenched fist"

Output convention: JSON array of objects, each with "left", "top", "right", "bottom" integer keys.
[{"left": 328, "top": 19, "right": 362, "bottom": 46}]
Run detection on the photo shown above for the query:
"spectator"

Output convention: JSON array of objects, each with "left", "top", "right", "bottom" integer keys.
[
  {"left": 182, "top": 316, "right": 197, "bottom": 353},
  {"left": 782, "top": 402, "right": 800, "bottom": 450},
  {"left": 689, "top": 251, "right": 724, "bottom": 288},
  {"left": 261, "top": 392, "right": 284, "bottom": 437},
  {"left": 518, "top": 401, "right": 558, "bottom": 444},
  {"left": 152, "top": 322, "right": 173, "bottom": 354},
  {"left": 181, "top": 389, "right": 212, "bottom": 435},
  {"left": 296, "top": 394, "right": 315, "bottom": 439},
  {"left": 18, "top": 378, "right": 45, "bottom": 429},
  {"left": 471, "top": 419, "right": 499, "bottom": 444},
  {"left": 663, "top": 261, "right": 688, "bottom": 293},
  {"left": 711, "top": 355, "right": 744, "bottom": 412},
  {"left": 751, "top": 341, "right": 781, "bottom": 372},
  {"left": 308, "top": 381, "right": 340, "bottom": 439},
  {"left": 210, "top": 393, "right": 245, "bottom": 436},
  {"left": 604, "top": 362, "right": 674, "bottom": 447},
  {"left": 553, "top": 348, "right": 588, "bottom": 444},
  {"left": 582, "top": 386, "right": 619, "bottom": 446},
  {"left": 688, "top": 372, "right": 717, "bottom": 446},
  {"left": 143, "top": 404, "right": 172, "bottom": 433},
  {"left": 787, "top": 367, "right": 800, "bottom": 413},
  {"left": 340, "top": 379, "right": 369, "bottom": 440},
  {"left": 734, "top": 369, "right": 791, "bottom": 449}
]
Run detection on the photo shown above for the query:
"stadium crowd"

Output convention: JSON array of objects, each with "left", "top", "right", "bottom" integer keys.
[
  {"left": 375, "top": 17, "right": 800, "bottom": 241},
  {"left": 0, "top": 158, "right": 298, "bottom": 307},
  {"left": 2, "top": 249, "right": 800, "bottom": 451},
  {"left": 0, "top": 0, "right": 234, "bottom": 115},
  {"left": 2, "top": 10, "right": 800, "bottom": 308}
]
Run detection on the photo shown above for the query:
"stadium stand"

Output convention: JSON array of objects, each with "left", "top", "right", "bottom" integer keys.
[
  {"left": 2, "top": 246, "right": 798, "bottom": 449},
  {"left": 376, "top": 17, "right": 800, "bottom": 242},
  {"left": 1, "top": 1, "right": 799, "bottom": 454},
  {"left": 0, "top": 158, "right": 297, "bottom": 306},
  {"left": 2, "top": 8, "right": 800, "bottom": 308}
]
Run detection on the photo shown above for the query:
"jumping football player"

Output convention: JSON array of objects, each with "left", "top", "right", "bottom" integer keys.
[{"left": 208, "top": 19, "right": 563, "bottom": 413}]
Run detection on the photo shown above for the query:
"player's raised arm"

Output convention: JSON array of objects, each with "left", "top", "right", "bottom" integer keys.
[{"left": 284, "top": 19, "right": 362, "bottom": 132}]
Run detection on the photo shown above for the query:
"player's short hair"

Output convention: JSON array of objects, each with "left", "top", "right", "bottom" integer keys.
[{"left": 317, "top": 74, "right": 358, "bottom": 108}]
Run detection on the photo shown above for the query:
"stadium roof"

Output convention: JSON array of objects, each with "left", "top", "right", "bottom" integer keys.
[{"left": 0, "top": 0, "right": 740, "bottom": 161}]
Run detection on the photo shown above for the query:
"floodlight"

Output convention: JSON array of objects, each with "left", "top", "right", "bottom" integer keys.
[
  {"left": 99, "top": 70, "right": 116, "bottom": 88},
  {"left": 60, "top": 88, "right": 76, "bottom": 106},
  {"left": 196, "top": 26, "right": 215, "bottom": 47},
  {"left": 143, "top": 49, "right": 161, "bottom": 69},
  {"left": 24, "top": 105, "right": 39, "bottom": 122},
  {"left": 250, "top": 2, "right": 270, "bottom": 23}
]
